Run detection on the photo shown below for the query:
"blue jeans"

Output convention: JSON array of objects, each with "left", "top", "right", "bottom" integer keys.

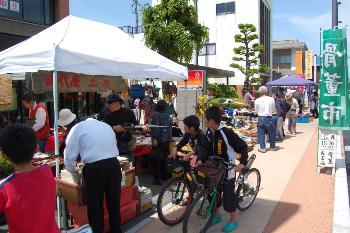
[
  {"left": 258, "top": 116, "right": 275, "bottom": 149},
  {"left": 37, "top": 138, "right": 47, "bottom": 153},
  {"left": 271, "top": 115, "right": 279, "bottom": 141}
]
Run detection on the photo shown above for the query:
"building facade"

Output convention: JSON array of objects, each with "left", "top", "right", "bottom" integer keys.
[
  {"left": 150, "top": 0, "right": 272, "bottom": 87},
  {"left": 0, "top": 0, "right": 69, "bottom": 51},
  {"left": 272, "top": 40, "right": 308, "bottom": 78}
]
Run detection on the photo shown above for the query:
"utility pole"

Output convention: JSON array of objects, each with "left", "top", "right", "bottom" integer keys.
[
  {"left": 193, "top": 0, "right": 199, "bottom": 66},
  {"left": 133, "top": 0, "right": 139, "bottom": 34},
  {"left": 332, "top": 0, "right": 342, "bottom": 29}
]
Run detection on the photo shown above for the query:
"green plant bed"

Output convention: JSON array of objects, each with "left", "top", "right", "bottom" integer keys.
[
  {"left": 209, "top": 98, "right": 245, "bottom": 109},
  {"left": 0, "top": 153, "right": 13, "bottom": 179}
]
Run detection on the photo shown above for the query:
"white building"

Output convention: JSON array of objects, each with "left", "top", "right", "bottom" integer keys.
[{"left": 152, "top": 0, "right": 272, "bottom": 89}]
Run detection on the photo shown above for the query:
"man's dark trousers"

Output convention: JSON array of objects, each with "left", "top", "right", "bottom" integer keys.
[{"left": 83, "top": 158, "right": 122, "bottom": 233}]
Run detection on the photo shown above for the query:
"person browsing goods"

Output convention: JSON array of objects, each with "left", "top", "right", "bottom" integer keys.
[
  {"left": 254, "top": 86, "right": 276, "bottom": 153},
  {"left": 64, "top": 118, "right": 122, "bottom": 233},
  {"left": 170, "top": 115, "right": 210, "bottom": 164}
]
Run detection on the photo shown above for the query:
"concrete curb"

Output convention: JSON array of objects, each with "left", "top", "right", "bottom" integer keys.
[{"left": 333, "top": 158, "right": 350, "bottom": 233}]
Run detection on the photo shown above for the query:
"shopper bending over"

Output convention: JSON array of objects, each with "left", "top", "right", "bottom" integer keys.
[
  {"left": 205, "top": 106, "right": 248, "bottom": 233},
  {"left": 0, "top": 124, "right": 60, "bottom": 233},
  {"left": 64, "top": 118, "right": 122, "bottom": 233},
  {"left": 170, "top": 115, "right": 210, "bottom": 163}
]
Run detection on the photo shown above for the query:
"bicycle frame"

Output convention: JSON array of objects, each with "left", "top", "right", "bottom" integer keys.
[{"left": 195, "top": 154, "right": 257, "bottom": 219}]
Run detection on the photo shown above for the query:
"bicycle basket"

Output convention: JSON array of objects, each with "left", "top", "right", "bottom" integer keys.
[{"left": 195, "top": 161, "right": 224, "bottom": 189}]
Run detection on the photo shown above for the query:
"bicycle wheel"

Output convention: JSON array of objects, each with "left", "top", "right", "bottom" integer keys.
[
  {"left": 157, "top": 178, "right": 193, "bottom": 226},
  {"left": 182, "top": 191, "right": 216, "bottom": 233},
  {"left": 237, "top": 168, "right": 261, "bottom": 211}
]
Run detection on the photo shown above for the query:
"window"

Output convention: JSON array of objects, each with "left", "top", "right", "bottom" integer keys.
[
  {"left": 0, "top": 0, "right": 55, "bottom": 25},
  {"left": 199, "top": 43, "right": 216, "bottom": 56},
  {"left": 279, "top": 55, "right": 291, "bottom": 64},
  {"left": 23, "top": 0, "right": 44, "bottom": 24},
  {"left": 260, "top": 1, "right": 271, "bottom": 67},
  {"left": 216, "top": 2, "right": 235, "bottom": 15}
]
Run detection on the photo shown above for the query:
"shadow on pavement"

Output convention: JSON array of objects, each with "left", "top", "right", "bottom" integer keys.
[{"left": 261, "top": 200, "right": 300, "bottom": 233}]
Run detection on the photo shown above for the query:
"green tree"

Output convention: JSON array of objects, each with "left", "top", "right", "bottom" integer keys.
[
  {"left": 142, "top": 0, "right": 208, "bottom": 63},
  {"left": 207, "top": 83, "right": 238, "bottom": 99},
  {"left": 231, "top": 24, "right": 270, "bottom": 94}
]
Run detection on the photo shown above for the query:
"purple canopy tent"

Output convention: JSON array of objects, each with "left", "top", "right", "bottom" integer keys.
[{"left": 266, "top": 75, "right": 317, "bottom": 87}]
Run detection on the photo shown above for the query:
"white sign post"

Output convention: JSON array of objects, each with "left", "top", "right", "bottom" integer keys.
[{"left": 317, "top": 129, "right": 340, "bottom": 175}]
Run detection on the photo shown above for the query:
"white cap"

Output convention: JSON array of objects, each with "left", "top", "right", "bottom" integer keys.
[{"left": 58, "top": 109, "right": 76, "bottom": 127}]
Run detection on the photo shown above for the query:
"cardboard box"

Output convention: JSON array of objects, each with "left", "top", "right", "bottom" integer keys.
[
  {"left": 121, "top": 167, "right": 135, "bottom": 189},
  {"left": 56, "top": 178, "right": 85, "bottom": 206},
  {"left": 137, "top": 202, "right": 153, "bottom": 215}
]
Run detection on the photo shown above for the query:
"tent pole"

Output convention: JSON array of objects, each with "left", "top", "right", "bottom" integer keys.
[{"left": 53, "top": 70, "right": 61, "bottom": 228}]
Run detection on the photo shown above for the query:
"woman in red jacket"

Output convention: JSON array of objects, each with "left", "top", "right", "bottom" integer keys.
[{"left": 22, "top": 90, "right": 50, "bottom": 153}]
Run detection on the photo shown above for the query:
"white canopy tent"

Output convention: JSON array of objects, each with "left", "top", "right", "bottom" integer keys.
[
  {"left": 0, "top": 15, "right": 187, "bottom": 80},
  {"left": 0, "top": 15, "right": 187, "bottom": 228}
]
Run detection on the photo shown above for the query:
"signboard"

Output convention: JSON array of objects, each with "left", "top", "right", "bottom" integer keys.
[
  {"left": 295, "top": 51, "right": 303, "bottom": 76},
  {"left": 0, "top": 75, "right": 12, "bottom": 105},
  {"left": 0, "top": 0, "right": 21, "bottom": 19},
  {"left": 317, "top": 129, "right": 340, "bottom": 168},
  {"left": 31, "top": 71, "right": 126, "bottom": 94},
  {"left": 305, "top": 50, "right": 313, "bottom": 79},
  {"left": 0, "top": 88, "right": 17, "bottom": 111},
  {"left": 319, "top": 28, "right": 350, "bottom": 129},
  {"left": 177, "top": 70, "right": 204, "bottom": 91}
]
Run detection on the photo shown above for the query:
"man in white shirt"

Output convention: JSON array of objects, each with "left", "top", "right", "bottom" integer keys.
[
  {"left": 64, "top": 118, "right": 122, "bottom": 233},
  {"left": 254, "top": 86, "right": 276, "bottom": 153}
]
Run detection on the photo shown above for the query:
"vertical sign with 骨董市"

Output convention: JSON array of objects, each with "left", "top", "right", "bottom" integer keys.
[
  {"left": 317, "top": 28, "right": 349, "bottom": 173},
  {"left": 319, "top": 28, "right": 350, "bottom": 129},
  {"left": 305, "top": 50, "right": 313, "bottom": 79},
  {"left": 295, "top": 50, "right": 303, "bottom": 76}
]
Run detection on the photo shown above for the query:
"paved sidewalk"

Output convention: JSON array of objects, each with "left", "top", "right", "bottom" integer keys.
[{"left": 130, "top": 121, "right": 334, "bottom": 233}]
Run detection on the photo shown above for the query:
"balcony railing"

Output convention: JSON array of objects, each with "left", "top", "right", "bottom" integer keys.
[{"left": 118, "top": 26, "right": 144, "bottom": 34}]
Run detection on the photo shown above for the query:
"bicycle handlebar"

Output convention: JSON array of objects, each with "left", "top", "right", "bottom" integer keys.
[{"left": 208, "top": 156, "right": 235, "bottom": 171}]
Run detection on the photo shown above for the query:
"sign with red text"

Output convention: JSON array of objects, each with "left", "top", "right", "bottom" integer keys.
[
  {"left": 178, "top": 70, "right": 204, "bottom": 90},
  {"left": 32, "top": 71, "right": 126, "bottom": 94}
]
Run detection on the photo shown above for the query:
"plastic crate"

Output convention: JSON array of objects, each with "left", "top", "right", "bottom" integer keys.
[
  {"left": 121, "top": 185, "right": 134, "bottom": 206},
  {"left": 296, "top": 117, "right": 309, "bottom": 123},
  {"left": 121, "top": 200, "right": 138, "bottom": 224},
  {"left": 68, "top": 202, "right": 110, "bottom": 232}
]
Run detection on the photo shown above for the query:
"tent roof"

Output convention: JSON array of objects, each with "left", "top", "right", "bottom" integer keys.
[
  {"left": 0, "top": 16, "right": 187, "bottom": 81},
  {"left": 266, "top": 75, "right": 317, "bottom": 87}
]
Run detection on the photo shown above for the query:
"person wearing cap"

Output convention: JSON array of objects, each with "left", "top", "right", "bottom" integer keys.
[
  {"left": 254, "top": 86, "right": 276, "bottom": 153},
  {"left": 103, "top": 94, "right": 137, "bottom": 162},
  {"left": 286, "top": 93, "right": 299, "bottom": 135},
  {"left": 57, "top": 109, "right": 79, "bottom": 155},
  {"left": 21, "top": 89, "right": 50, "bottom": 153},
  {"left": 64, "top": 117, "right": 122, "bottom": 233}
]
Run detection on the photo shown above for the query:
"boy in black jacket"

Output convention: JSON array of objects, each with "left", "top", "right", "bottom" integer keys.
[
  {"left": 205, "top": 106, "right": 248, "bottom": 233},
  {"left": 170, "top": 115, "right": 210, "bottom": 163}
]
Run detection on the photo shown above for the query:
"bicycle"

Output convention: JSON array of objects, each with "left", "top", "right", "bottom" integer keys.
[
  {"left": 182, "top": 154, "right": 261, "bottom": 233},
  {"left": 156, "top": 150, "right": 200, "bottom": 226}
]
